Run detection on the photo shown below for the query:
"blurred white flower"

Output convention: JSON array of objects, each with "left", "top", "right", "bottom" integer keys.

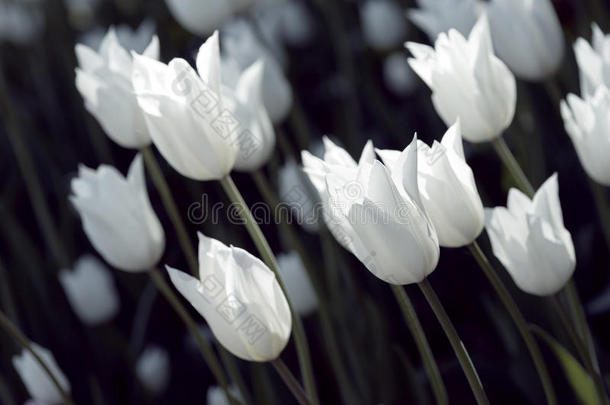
[
  {"left": 408, "top": 0, "right": 482, "bottom": 41},
  {"left": 135, "top": 345, "right": 170, "bottom": 395},
  {"left": 382, "top": 51, "right": 417, "bottom": 96},
  {"left": 280, "top": 0, "right": 315, "bottom": 46},
  {"left": 167, "top": 233, "right": 292, "bottom": 361},
  {"left": 277, "top": 251, "right": 317, "bottom": 316},
  {"left": 485, "top": 174, "right": 575, "bottom": 296},
  {"left": 360, "top": 0, "right": 408, "bottom": 51},
  {"left": 70, "top": 154, "right": 165, "bottom": 272},
  {"left": 574, "top": 23, "right": 610, "bottom": 97},
  {"left": 279, "top": 158, "right": 320, "bottom": 232},
  {"left": 407, "top": 14, "right": 516, "bottom": 143},
  {"left": 13, "top": 343, "right": 71, "bottom": 405},
  {"left": 378, "top": 121, "right": 484, "bottom": 247},
  {"left": 0, "top": 2, "right": 44, "bottom": 46},
  {"left": 59, "top": 254, "right": 120, "bottom": 325},
  {"left": 486, "top": 0, "right": 564, "bottom": 81},
  {"left": 165, "top": 0, "right": 232, "bottom": 35},
  {"left": 64, "top": 0, "right": 99, "bottom": 28},
  {"left": 115, "top": 20, "right": 157, "bottom": 54},
  {"left": 207, "top": 385, "right": 243, "bottom": 405},
  {"left": 75, "top": 27, "right": 159, "bottom": 148},
  {"left": 560, "top": 86, "right": 610, "bottom": 186}
]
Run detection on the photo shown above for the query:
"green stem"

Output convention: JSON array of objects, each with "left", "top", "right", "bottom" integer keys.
[
  {"left": 141, "top": 147, "right": 198, "bottom": 276},
  {"left": 271, "top": 358, "right": 314, "bottom": 405},
  {"left": 219, "top": 347, "right": 254, "bottom": 405},
  {"left": 417, "top": 279, "right": 489, "bottom": 405},
  {"left": 391, "top": 285, "right": 448, "bottom": 405},
  {"left": 219, "top": 174, "right": 319, "bottom": 405},
  {"left": 491, "top": 137, "right": 536, "bottom": 198},
  {"left": 468, "top": 242, "right": 557, "bottom": 405},
  {"left": 0, "top": 310, "right": 74, "bottom": 405}
]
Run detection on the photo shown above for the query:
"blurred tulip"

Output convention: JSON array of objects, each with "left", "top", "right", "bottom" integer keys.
[
  {"left": 360, "top": 0, "right": 407, "bottom": 51},
  {"left": 135, "top": 345, "right": 170, "bottom": 395},
  {"left": 378, "top": 121, "right": 484, "bottom": 247},
  {"left": 70, "top": 154, "right": 165, "bottom": 272},
  {"left": 59, "top": 254, "right": 120, "bottom": 325},
  {"left": 167, "top": 233, "right": 292, "bottom": 361},
  {"left": 165, "top": 0, "right": 232, "bottom": 35},
  {"left": 485, "top": 174, "right": 576, "bottom": 296},
  {"left": 0, "top": 2, "right": 44, "bottom": 45},
  {"left": 382, "top": 51, "right": 417, "bottom": 96},
  {"left": 486, "top": 0, "right": 564, "bottom": 81},
  {"left": 303, "top": 137, "right": 439, "bottom": 285},
  {"left": 75, "top": 27, "right": 159, "bottom": 148},
  {"left": 277, "top": 251, "right": 317, "bottom": 316},
  {"left": 12, "top": 343, "right": 71, "bottom": 405},
  {"left": 114, "top": 20, "right": 157, "bottom": 54},
  {"left": 560, "top": 86, "right": 610, "bottom": 186},
  {"left": 279, "top": 158, "right": 320, "bottom": 232},
  {"left": 207, "top": 385, "right": 243, "bottom": 405},
  {"left": 280, "top": 0, "right": 315, "bottom": 47},
  {"left": 574, "top": 24, "right": 610, "bottom": 97},
  {"left": 408, "top": 0, "right": 482, "bottom": 41},
  {"left": 407, "top": 14, "right": 516, "bottom": 143}
]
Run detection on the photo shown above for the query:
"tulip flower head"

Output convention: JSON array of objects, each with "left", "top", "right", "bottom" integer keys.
[
  {"left": 70, "top": 154, "right": 165, "bottom": 272},
  {"left": 560, "top": 86, "right": 610, "bottom": 186},
  {"left": 574, "top": 24, "right": 610, "bottom": 97},
  {"left": 277, "top": 251, "right": 318, "bottom": 316},
  {"left": 485, "top": 174, "right": 576, "bottom": 296},
  {"left": 167, "top": 233, "right": 292, "bottom": 361},
  {"left": 407, "top": 14, "right": 517, "bottom": 143},
  {"left": 378, "top": 121, "right": 484, "bottom": 247},
  {"left": 165, "top": 0, "right": 233, "bottom": 35},
  {"left": 75, "top": 27, "right": 159, "bottom": 148},
  {"left": 135, "top": 345, "right": 170, "bottom": 395},
  {"left": 12, "top": 343, "right": 71, "bottom": 405},
  {"left": 408, "top": 0, "right": 482, "bottom": 41},
  {"left": 383, "top": 51, "right": 418, "bottom": 96},
  {"left": 59, "top": 254, "right": 120, "bottom": 325},
  {"left": 360, "top": 0, "right": 408, "bottom": 51}
]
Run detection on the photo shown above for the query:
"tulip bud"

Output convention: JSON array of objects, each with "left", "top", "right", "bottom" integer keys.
[
  {"left": 165, "top": 0, "right": 233, "bottom": 35},
  {"left": 207, "top": 385, "right": 243, "bottom": 405},
  {"left": 407, "top": 14, "right": 516, "bottom": 143},
  {"left": 277, "top": 251, "right": 317, "bottom": 316},
  {"left": 360, "top": 0, "right": 408, "bottom": 51},
  {"left": 378, "top": 121, "right": 484, "bottom": 247},
  {"left": 167, "top": 233, "right": 292, "bottom": 361},
  {"left": 70, "top": 154, "right": 165, "bottom": 272},
  {"left": 75, "top": 27, "right": 159, "bottom": 149},
  {"left": 59, "top": 254, "right": 120, "bottom": 325},
  {"left": 135, "top": 345, "right": 170, "bottom": 395},
  {"left": 486, "top": 0, "right": 564, "bottom": 81},
  {"left": 573, "top": 24, "right": 610, "bottom": 98},
  {"left": 560, "top": 87, "right": 610, "bottom": 186},
  {"left": 485, "top": 174, "right": 576, "bottom": 296},
  {"left": 408, "top": 0, "right": 482, "bottom": 41},
  {"left": 279, "top": 158, "right": 320, "bottom": 232},
  {"left": 12, "top": 343, "right": 71, "bottom": 405}
]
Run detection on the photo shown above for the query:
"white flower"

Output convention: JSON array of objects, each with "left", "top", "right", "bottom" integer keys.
[
  {"left": 207, "top": 385, "right": 243, "bottom": 405},
  {"left": 277, "top": 251, "right": 317, "bottom": 316},
  {"left": 486, "top": 0, "right": 564, "bottom": 81},
  {"left": 135, "top": 345, "right": 170, "bottom": 395},
  {"left": 408, "top": 0, "right": 482, "bottom": 41},
  {"left": 165, "top": 0, "right": 233, "bottom": 35},
  {"left": 485, "top": 174, "right": 576, "bottom": 296},
  {"left": 167, "top": 233, "right": 292, "bottom": 361},
  {"left": 280, "top": 0, "right": 315, "bottom": 47},
  {"left": 560, "top": 86, "right": 610, "bottom": 186},
  {"left": 382, "top": 51, "right": 417, "bottom": 96},
  {"left": 378, "top": 121, "right": 484, "bottom": 247},
  {"left": 360, "top": 0, "right": 408, "bottom": 51},
  {"left": 114, "top": 20, "right": 157, "bottom": 54},
  {"left": 75, "top": 27, "right": 159, "bottom": 148},
  {"left": 279, "top": 158, "right": 320, "bottom": 232},
  {"left": 574, "top": 23, "right": 610, "bottom": 97},
  {"left": 70, "top": 154, "right": 165, "bottom": 272},
  {"left": 0, "top": 2, "right": 44, "bottom": 46},
  {"left": 407, "top": 14, "right": 516, "bottom": 143},
  {"left": 59, "top": 254, "right": 120, "bottom": 325},
  {"left": 12, "top": 343, "right": 71, "bottom": 405},
  {"left": 303, "top": 138, "right": 439, "bottom": 285}
]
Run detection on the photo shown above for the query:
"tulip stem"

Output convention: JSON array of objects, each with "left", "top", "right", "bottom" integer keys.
[
  {"left": 391, "top": 285, "right": 448, "bottom": 405},
  {"left": 271, "top": 358, "right": 314, "bottom": 405},
  {"left": 417, "top": 279, "right": 490, "bottom": 405},
  {"left": 468, "top": 242, "right": 557, "bottom": 405},
  {"left": 492, "top": 137, "right": 535, "bottom": 198},
  {"left": 0, "top": 310, "right": 75, "bottom": 405},
  {"left": 141, "top": 147, "right": 198, "bottom": 276},
  {"left": 219, "top": 174, "right": 320, "bottom": 405}
]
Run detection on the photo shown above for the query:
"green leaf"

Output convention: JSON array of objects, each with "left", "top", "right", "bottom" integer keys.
[{"left": 532, "top": 325, "right": 597, "bottom": 405}]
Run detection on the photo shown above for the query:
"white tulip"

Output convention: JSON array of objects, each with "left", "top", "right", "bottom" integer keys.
[
  {"left": 382, "top": 51, "right": 417, "bottom": 96},
  {"left": 378, "top": 121, "right": 484, "bottom": 247},
  {"left": 135, "top": 345, "right": 170, "bottom": 395},
  {"left": 408, "top": 0, "right": 482, "bottom": 41},
  {"left": 574, "top": 24, "right": 610, "bottom": 97},
  {"left": 278, "top": 158, "right": 320, "bottom": 232},
  {"left": 280, "top": 0, "right": 315, "bottom": 47},
  {"left": 114, "top": 19, "right": 157, "bottom": 54},
  {"left": 12, "top": 343, "right": 71, "bottom": 405},
  {"left": 407, "top": 14, "right": 516, "bottom": 143},
  {"left": 560, "top": 86, "right": 610, "bottom": 186},
  {"left": 303, "top": 137, "right": 439, "bottom": 285},
  {"left": 165, "top": 0, "right": 232, "bottom": 35},
  {"left": 167, "top": 233, "right": 292, "bottom": 361},
  {"left": 70, "top": 154, "right": 165, "bottom": 272},
  {"left": 360, "top": 0, "right": 408, "bottom": 51},
  {"left": 0, "top": 2, "right": 44, "bottom": 46},
  {"left": 75, "top": 27, "right": 159, "bottom": 149},
  {"left": 277, "top": 251, "right": 317, "bottom": 316},
  {"left": 485, "top": 174, "right": 576, "bottom": 296},
  {"left": 207, "top": 385, "right": 243, "bottom": 405},
  {"left": 486, "top": 0, "right": 564, "bottom": 81},
  {"left": 59, "top": 254, "right": 120, "bottom": 325}
]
